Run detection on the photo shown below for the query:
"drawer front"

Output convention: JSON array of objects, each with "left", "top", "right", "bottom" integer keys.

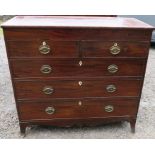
[
  {"left": 14, "top": 79, "right": 142, "bottom": 99},
  {"left": 10, "top": 58, "right": 146, "bottom": 78},
  {"left": 18, "top": 98, "right": 139, "bottom": 120},
  {"left": 7, "top": 40, "right": 78, "bottom": 58},
  {"left": 81, "top": 41, "right": 150, "bottom": 58},
  {"left": 4, "top": 28, "right": 152, "bottom": 41}
]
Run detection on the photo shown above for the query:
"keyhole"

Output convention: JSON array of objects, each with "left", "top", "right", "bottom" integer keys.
[
  {"left": 78, "top": 81, "right": 83, "bottom": 86},
  {"left": 79, "top": 61, "right": 82, "bottom": 66},
  {"left": 78, "top": 101, "right": 82, "bottom": 106}
]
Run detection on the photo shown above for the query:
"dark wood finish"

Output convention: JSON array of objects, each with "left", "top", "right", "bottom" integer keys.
[
  {"left": 19, "top": 122, "right": 27, "bottom": 134},
  {"left": 19, "top": 117, "right": 134, "bottom": 129},
  {"left": 129, "top": 117, "right": 137, "bottom": 133},
  {"left": 14, "top": 78, "right": 142, "bottom": 99},
  {"left": 81, "top": 41, "right": 150, "bottom": 58},
  {"left": 3, "top": 28, "right": 152, "bottom": 41},
  {"left": 2, "top": 16, "right": 154, "bottom": 134},
  {"left": 7, "top": 40, "right": 79, "bottom": 58},
  {"left": 6, "top": 40, "right": 150, "bottom": 58},
  {"left": 10, "top": 58, "right": 146, "bottom": 78},
  {"left": 18, "top": 98, "right": 139, "bottom": 120}
]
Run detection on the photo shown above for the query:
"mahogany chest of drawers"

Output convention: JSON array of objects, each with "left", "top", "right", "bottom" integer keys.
[{"left": 2, "top": 16, "right": 154, "bottom": 134}]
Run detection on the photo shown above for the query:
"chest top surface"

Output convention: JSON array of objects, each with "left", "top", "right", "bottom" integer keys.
[{"left": 1, "top": 16, "right": 154, "bottom": 29}]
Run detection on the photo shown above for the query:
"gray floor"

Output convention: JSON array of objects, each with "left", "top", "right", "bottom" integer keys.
[{"left": 0, "top": 35, "right": 155, "bottom": 139}]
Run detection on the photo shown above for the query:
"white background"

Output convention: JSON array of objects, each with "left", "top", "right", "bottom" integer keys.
[{"left": 0, "top": 0, "right": 155, "bottom": 15}]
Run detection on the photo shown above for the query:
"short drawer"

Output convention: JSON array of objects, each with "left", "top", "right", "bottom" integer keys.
[
  {"left": 18, "top": 98, "right": 139, "bottom": 121},
  {"left": 14, "top": 78, "right": 142, "bottom": 99},
  {"left": 81, "top": 41, "right": 150, "bottom": 57},
  {"left": 10, "top": 58, "right": 146, "bottom": 78},
  {"left": 7, "top": 40, "right": 78, "bottom": 58}
]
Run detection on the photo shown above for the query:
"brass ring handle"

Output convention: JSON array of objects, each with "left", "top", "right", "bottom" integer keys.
[
  {"left": 40, "top": 65, "right": 52, "bottom": 74},
  {"left": 107, "top": 64, "right": 118, "bottom": 73},
  {"left": 43, "top": 86, "right": 54, "bottom": 95},
  {"left": 45, "top": 107, "right": 55, "bottom": 115},
  {"left": 106, "top": 84, "right": 116, "bottom": 93},
  {"left": 104, "top": 105, "right": 114, "bottom": 112},
  {"left": 110, "top": 43, "right": 121, "bottom": 55},
  {"left": 39, "top": 41, "right": 51, "bottom": 54}
]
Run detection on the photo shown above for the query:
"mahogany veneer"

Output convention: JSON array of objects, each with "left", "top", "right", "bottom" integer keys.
[
  {"left": 1, "top": 16, "right": 154, "bottom": 134},
  {"left": 10, "top": 58, "right": 146, "bottom": 78}
]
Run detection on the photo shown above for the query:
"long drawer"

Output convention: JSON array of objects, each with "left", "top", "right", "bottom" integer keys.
[
  {"left": 18, "top": 98, "right": 139, "bottom": 121},
  {"left": 14, "top": 78, "right": 142, "bottom": 99},
  {"left": 4, "top": 28, "right": 152, "bottom": 41},
  {"left": 6, "top": 40, "right": 149, "bottom": 58},
  {"left": 10, "top": 58, "right": 146, "bottom": 78}
]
